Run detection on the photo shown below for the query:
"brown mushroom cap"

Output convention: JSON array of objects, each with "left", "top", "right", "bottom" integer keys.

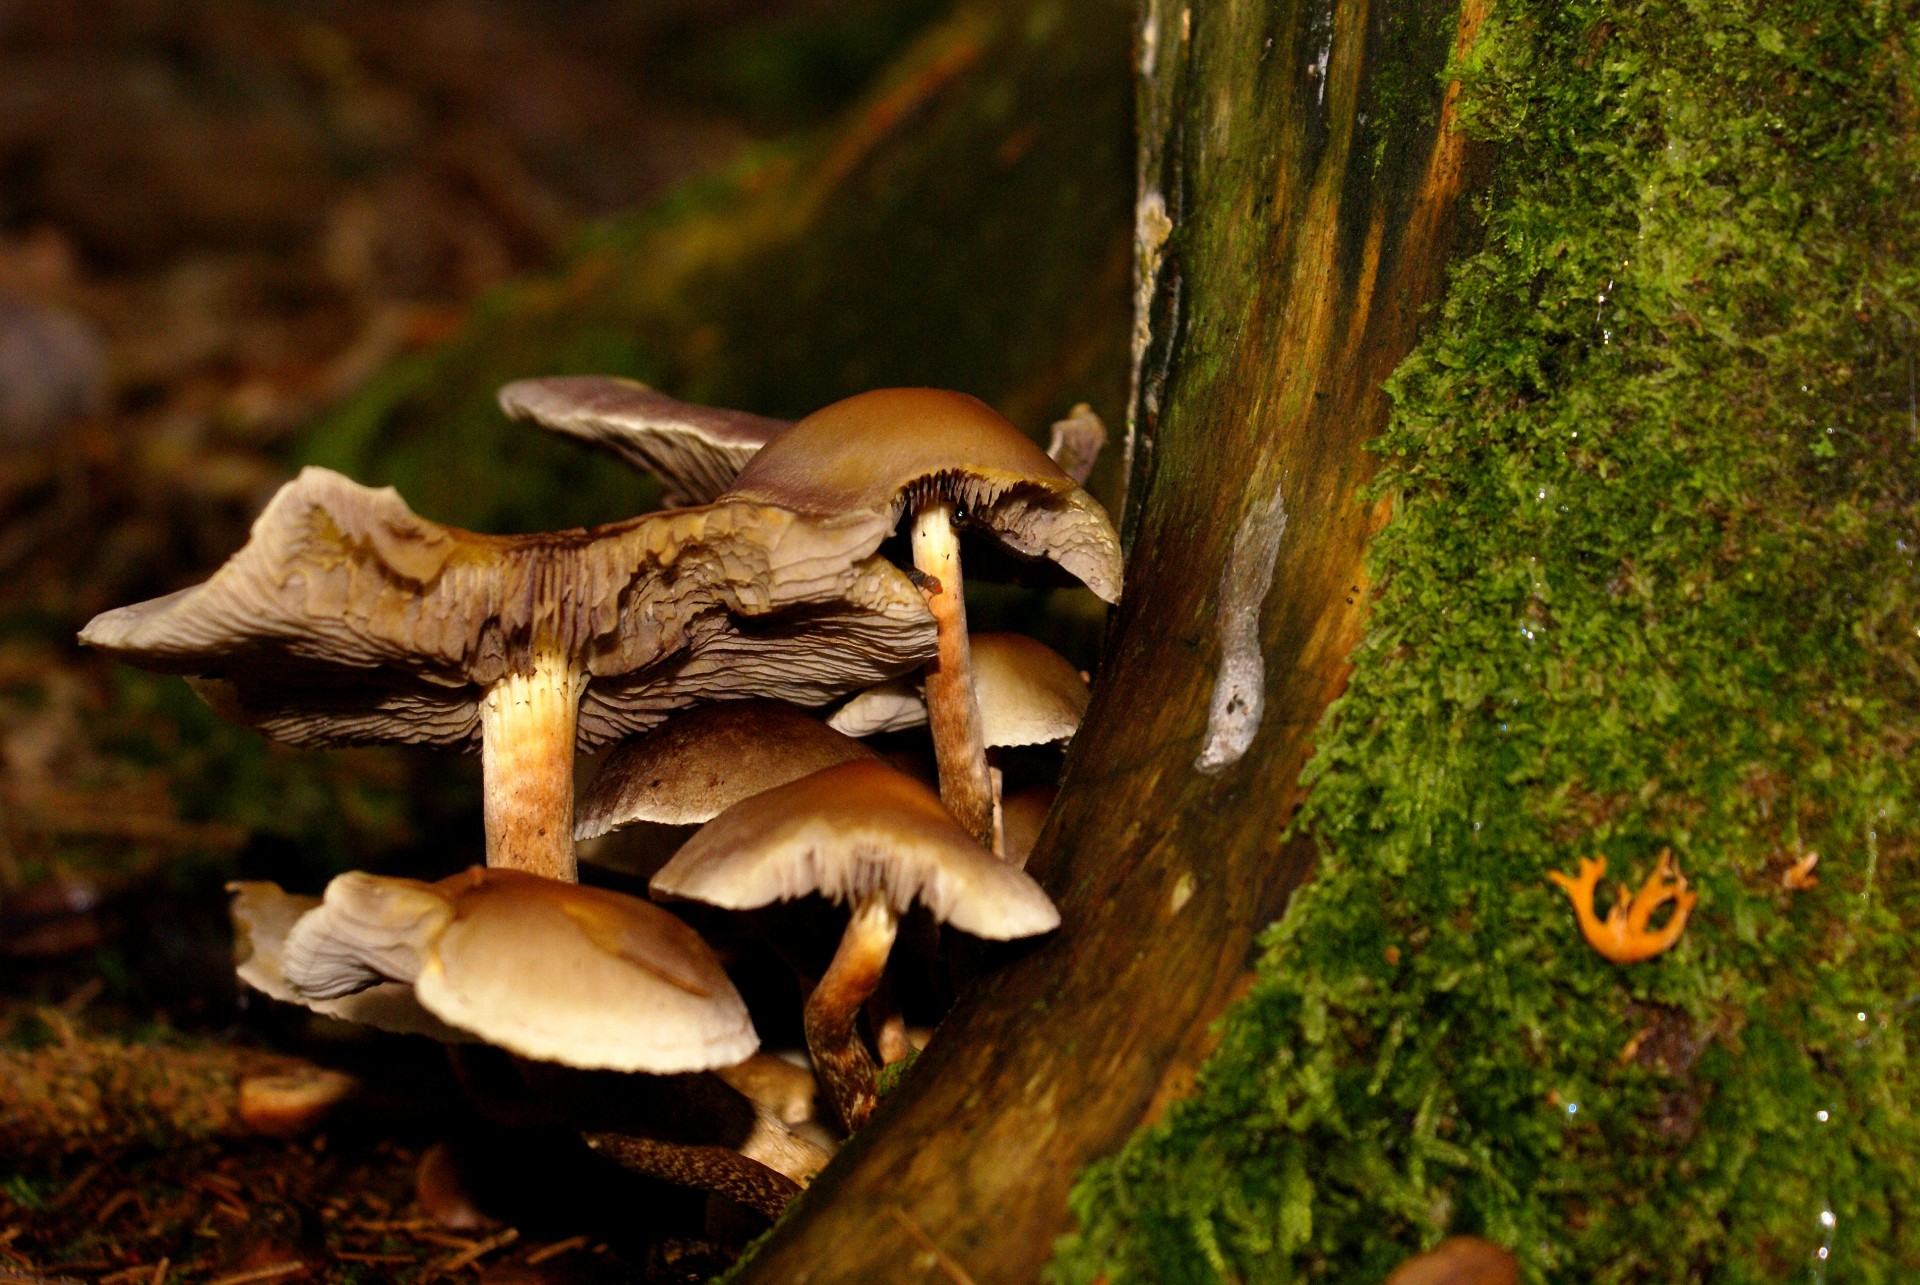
[
  {"left": 576, "top": 700, "right": 877, "bottom": 838},
  {"left": 498, "top": 376, "right": 789, "bottom": 507},
  {"left": 77, "top": 466, "right": 934, "bottom": 751},
  {"left": 721, "top": 388, "right": 1122, "bottom": 603},
  {"left": 828, "top": 632, "right": 1090, "bottom": 746},
  {"left": 651, "top": 758, "right": 1058, "bottom": 940}
]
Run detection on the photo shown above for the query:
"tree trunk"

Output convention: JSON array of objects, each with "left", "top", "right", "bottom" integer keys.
[{"left": 728, "top": 1, "right": 1487, "bottom": 1280}]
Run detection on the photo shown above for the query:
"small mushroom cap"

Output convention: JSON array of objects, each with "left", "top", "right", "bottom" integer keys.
[
  {"left": 1045, "top": 403, "right": 1107, "bottom": 486},
  {"left": 651, "top": 758, "right": 1059, "bottom": 940},
  {"left": 1383, "top": 1237, "right": 1519, "bottom": 1285},
  {"left": 416, "top": 869, "right": 757, "bottom": 1074},
  {"left": 999, "top": 784, "right": 1058, "bottom": 869},
  {"left": 229, "top": 881, "right": 468, "bottom": 1041},
  {"left": 79, "top": 466, "right": 934, "bottom": 750},
  {"left": 498, "top": 376, "right": 789, "bottom": 506},
  {"left": 722, "top": 388, "right": 1122, "bottom": 603},
  {"left": 576, "top": 699, "right": 877, "bottom": 837},
  {"left": 281, "top": 872, "right": 454, "bottom": 999},
  {"left": 829, "top": 633, "right": 1090, "bottom": 746},
  {"left": 821, "top": 677, "right": 923, "bottom": 738}
]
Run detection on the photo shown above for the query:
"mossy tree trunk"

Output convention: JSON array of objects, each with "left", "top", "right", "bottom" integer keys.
[{"left": 729, "top": 2, "right": 1487, "bottom": 1280}]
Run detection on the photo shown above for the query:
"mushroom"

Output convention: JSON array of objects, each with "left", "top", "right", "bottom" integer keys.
[
  {"left": 80, "top": 466, "right": 934, "bottom": 882},
  {"left": 228, "top": 881, "right": 470, "bottom": 1041},
  {"left": 504, "top": 377, "right": 1114, "bottom": 504},
  {"left": 828, "top": 632, "right": 1091, "bottom": 748},
  {"left": 998, "top": 784, "right": 1059, "bottom": 870},
  {"left": 651, "top": 757, "right": 1059, "bottom": 1130},
  {"left": 282, "top": 867, "right": 758, "bottom": 1074},
  {"left": 283, "top": 866, "right": 826, "bottom": 1211},
  {"left": 1384, "top": 1237, "right": 1519, "bottom": 1285},
  {"left": 720, "top": 388, "right": 1122, "bottom": 848},
  {"left": 576, "top": 699, "right": 877, "bottom": 839},
  {"left": 1045, "top": 402, "right": 1108, "bottom": 486},
  {"left": 498, "top": 376, "right": 789, "bottom": 507}
]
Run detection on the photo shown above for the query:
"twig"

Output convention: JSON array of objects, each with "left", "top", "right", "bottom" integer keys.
[
  {"left": 523, "top": 1235, "right": 589, "bottom": 1265},
  {"left": 203, "top": 1263, "right": 303, "bottom": 1285},
  {"left": 340, "top": 1218, "right": 432, "bottom": 1233},
  {"left": 45, "top": 1161, "right": 104, "bottom": 1210},
  {"left": 93, "top": 1190, "right": 142, "bottom": 1227},
  {"left": 429, "top": 1228, "right": 517, "bottom": 1276},
  {"left": 96, "top": 1266, "right": 153, "bottom": 1284}
]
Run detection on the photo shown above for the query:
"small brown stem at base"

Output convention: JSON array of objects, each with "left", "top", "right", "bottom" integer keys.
[
  {"left": 868, "top": 975, "right": 911, "bottom": 1065},
  {"left": 583, "top": 1131, "right": 800, "bottom": 1220},
  {"left": 910, "top": 503, "right": 995, "bottom": 848},
  {"left": 479, "top": 651, "right": 585, "bottom": 882},
  {"left": 805, "top": 893, "right": 899, "bottom": 1131}
]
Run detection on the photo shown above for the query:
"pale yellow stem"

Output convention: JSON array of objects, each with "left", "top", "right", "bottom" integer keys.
[
  {"left": 909, "top": 503, "right": 995, "bottom": 849},
  {"left": 804, "top": 892, "right": 899, "bottom": 1132},
  {"left": 478, "top": 650, "right": 584, "bottom": 882}
]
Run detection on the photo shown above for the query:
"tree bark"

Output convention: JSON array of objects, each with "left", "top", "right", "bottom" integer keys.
[{"left": 729, "top": 1, "right": 1489, "bottom": 1280}]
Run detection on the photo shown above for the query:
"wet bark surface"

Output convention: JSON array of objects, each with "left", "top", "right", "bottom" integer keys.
[{"left": 729, "top": 1, "right": 1489, "bottom": 1279}]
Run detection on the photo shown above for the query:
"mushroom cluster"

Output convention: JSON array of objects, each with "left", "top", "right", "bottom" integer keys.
[{"left": 81, "top": 381, "right": 1120, "bottom": 1225}]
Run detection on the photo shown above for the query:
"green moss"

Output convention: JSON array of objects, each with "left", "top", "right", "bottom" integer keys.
[{"left": 1054, "top": 1, "right": 1920, "bottom": 1281}]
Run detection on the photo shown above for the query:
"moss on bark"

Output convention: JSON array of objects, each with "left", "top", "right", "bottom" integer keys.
[{"left": 1054, "top": 1, "right": 1920, "bottom": 1281}]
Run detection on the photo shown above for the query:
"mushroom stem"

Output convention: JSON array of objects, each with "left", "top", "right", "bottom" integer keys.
[
  {"left": 583, "top": 1131, "right": 802, "bottom": 1220},
  {"left": 909, "top": 502, "right": 995, "bottom": 848},
  {"left": 478, "top": 649, "right": 585, "bottom": 882},
  {"left": 804, "top": 892, "right": 899, "bottom": 1131},
  {"left": 868, "top": 977, "right": 912, "bottom": 1066}
]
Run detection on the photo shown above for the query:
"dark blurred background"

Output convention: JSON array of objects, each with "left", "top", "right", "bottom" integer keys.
[
  {"left": 0, "top": 0, "right": 1132, "bottom": 1278},
  {"left": 0, "top": 0, "right": 968, "bottom": 1025}
]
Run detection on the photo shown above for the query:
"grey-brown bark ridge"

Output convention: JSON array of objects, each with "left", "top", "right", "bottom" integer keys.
[{"left": 725, "top": 0, "right": 1490, "bottom": 1279}]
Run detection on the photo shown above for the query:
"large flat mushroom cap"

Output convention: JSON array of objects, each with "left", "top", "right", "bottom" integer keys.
[
  {"left": 415, "top": 869, "right": 757, "bottom": 1074},
  {"left": 829, "top": 632, "right": 1090, "bottom": 746},
  {"left": 79, "top": 466, "right": 935, "bottom": 750},
  {"left": 651, "top": 758, "right": 1059, "bottom": 940},
  {"left": 498, "top": 376, "right": 789, "bottom": 506},
  {"left": 229, "top": 881, "right": 469, "bottom": 1040},
  {"left": 577, "top": 700, "right": 877, "bottom": 837},
  {"left": 721, "top": 388, "right": 1122, "bottom": 604}
]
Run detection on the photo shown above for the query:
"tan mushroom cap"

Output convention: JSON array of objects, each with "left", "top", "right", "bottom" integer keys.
[
  {"left": 419, "top": 869, "right": 757, "bottom": 1073},
  {"left": 651, "top": 758, "right": 1058, "bottom": 940},
  {"left": 829, "top": 632, "right": 1090, "bottom": 746},
  {"left": 1045, "top": 402, "right": 1107, "bottom": 486},
  {"left": 283, "top": 868, "right": 757, "bottom": 1074},
  {"left": 499, "top": 376, "right": 789, "bottom": 507},
  {"left": 280, "top": 871, "right": 453, "bottom": 999},
  {"left": 77, "top": 466, "right": 934, "bottom": 750},
  {"left": 721, "top": 388, "right": 1122, "bottom": 603},
  {"left": 576, "top": 700, "right": 877, "bottom": 838},
  {"left": 229, "top": 881, "right": 469, "bottom": 1040},
  {"left": 999, "top": 784, "right": 1058, "bottom": 870}
]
